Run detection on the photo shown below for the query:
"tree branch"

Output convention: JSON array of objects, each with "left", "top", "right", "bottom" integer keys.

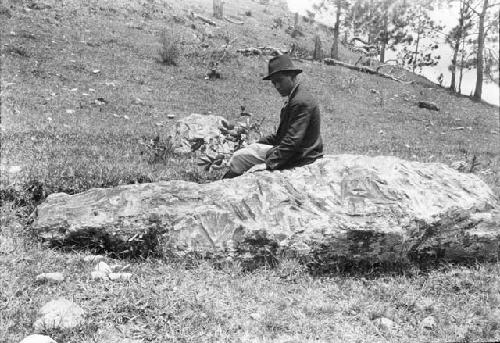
[{"left": 323, "top": 58, "right": 414, "bottom": 84}]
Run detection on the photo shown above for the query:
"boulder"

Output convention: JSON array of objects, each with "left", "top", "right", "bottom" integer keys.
[
  {"left": 168, "top": 113, "right": 227, "bottom": 154},
  {"left": 33, "top": 298, "right": 85, "bottom": 331},
  {"left": 34, "top": 155, "right": 499, "bottom": 269}
]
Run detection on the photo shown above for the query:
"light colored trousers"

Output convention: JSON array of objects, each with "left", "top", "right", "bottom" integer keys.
[{"left": 229, "top": 143, "right": 272, "bottom": 174}]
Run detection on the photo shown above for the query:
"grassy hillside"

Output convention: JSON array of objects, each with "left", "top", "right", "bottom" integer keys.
[{"left": 1, "top": 0, "right": 499, "bottom": 342}]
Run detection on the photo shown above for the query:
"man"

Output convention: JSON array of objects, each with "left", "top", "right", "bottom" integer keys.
[{"left": 223, "top": 54, "right": 323, "bottom": 178}]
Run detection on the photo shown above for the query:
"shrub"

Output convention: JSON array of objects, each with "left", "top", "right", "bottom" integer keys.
[{"left": 158, "top": 29, "right": 181, "bottom": 66}]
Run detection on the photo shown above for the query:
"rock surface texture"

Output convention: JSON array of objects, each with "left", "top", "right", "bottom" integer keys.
[{"left": 35, "top": 155, "right": 499, "bottom": 269}]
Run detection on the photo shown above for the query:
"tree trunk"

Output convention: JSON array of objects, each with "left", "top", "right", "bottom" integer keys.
[
  {"left": 314, "top": 34, "right": 323, "bottom": 60},
  {"left": 367, "top": 0, "right": 374, "bottom": 44},
  {"left": 380, "top": 9, "right": 388, "bottom": 63},
  {"left": 473, "top": 0, "right": 488, "bottom": 100},
  {"left": 458, "top": 18, "right": 468, "bottom": 93},
  {"left": 450, "top": 41, "right": 458, "bottom": 91},
  {"left": 412, "top": 30, "right": 421, "bottom": 73},
  {"left": 213, "top": 0, "right": 223, "bottom": 19},
  {"left": 331, "top": 1, "right": 341, "bottom": 59}
]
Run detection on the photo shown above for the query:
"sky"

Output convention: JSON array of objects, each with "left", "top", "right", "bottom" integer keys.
[{"left": 287, "top": 0, "right": 499, "bottom": 106}]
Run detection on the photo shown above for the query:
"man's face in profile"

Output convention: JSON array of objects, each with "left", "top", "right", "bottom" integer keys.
[{"left": 270, "top": 72, "right": 296, "bottom": 97}]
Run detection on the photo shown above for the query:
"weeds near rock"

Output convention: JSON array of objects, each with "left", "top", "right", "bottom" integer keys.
[
  {"left": 197, "top": 116, "right": 263, "bottom": 171},
  {"left": 139, "top": 135, "right": 174, "bottom": 164}
]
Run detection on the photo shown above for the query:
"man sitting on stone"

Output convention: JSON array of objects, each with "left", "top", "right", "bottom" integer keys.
[{"left": 223, "top": 54, "right": 323, "bottom": 178}]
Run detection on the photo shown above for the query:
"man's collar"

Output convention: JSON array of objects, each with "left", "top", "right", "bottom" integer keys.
[
  {"left": 284, "top": 83, "right": 299, "bottom": 105},
  {"left": 289, "top": 83, "right": 299, "bottom": 100}
]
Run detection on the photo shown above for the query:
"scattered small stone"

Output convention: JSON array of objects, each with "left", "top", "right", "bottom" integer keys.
[
  {"left": 369, "top": 89, "right": 379, "bottom": 94},
  {"left": 92, "top": 69, "right": 100, "bottom": 74},
  {"left": 250, "top": 312, "right": 262, "bottom": 321},
  {"left": 421, "top": 315, "right": 436, "bottom": 329},
  {"left": 373, "top": 317, "right": 395, "bottom": 331},
  {"left": 94, "top": 97, "right": 107, "bottom": 106},
  {"left": 167, "top": 114, "right": 176, "bottom": 119},
  {"left": 19, "top": 334, "right": 57, "bottom": 343},
  {"left": 110, "top": 264, "right": 130, "bottom": 272},
  {"left": 47, "top": 117, "right": 52, "bottom": 122},
  {"left": 123, "top": 115, "right": 130, "bottom": 120},
  {"left": 70, "top": 88, "right": 77, "bottom": 92},
  {"left": 33, "top": 298, "right": 85, "bottom": 331},
  {"left": 83, "top": 254, "right": 105, "bottom": 263},
  {"left": 3, "top": 165, "right": 22, "bottom": 175},
  {"left": 94, "top": 262, "right": 112, "bottom": 274},
  {"left": 91, "top": 270, "right": 109, "bottom": 280},
  {"left": 65, "top": 109, "right": 75, "bottom": 114},
  {"left": 89, "top": 88, "right": 96, "bottom": 92},
  {"left": 108, "top": 272, "right": 132, "bottom": 281},
  {"left": 35, "top": 273, "right": 64, "bottom": 283},
  {"left": 0, "top": 236, "right": 15, "bottom": 254},
  {"left": 415, "top": 298, "right": 435, "bottom": 313},
  {"left": 132, "top": 98, "right": 144, "bottom": 105}
]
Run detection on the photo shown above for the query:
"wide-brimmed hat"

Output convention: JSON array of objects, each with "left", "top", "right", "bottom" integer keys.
[{"left": 262, "top": 54, "right": 302, "bottom": 80}]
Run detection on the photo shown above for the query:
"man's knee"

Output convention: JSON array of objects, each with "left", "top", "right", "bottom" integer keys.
[{"left": 229, "top": 150, "right": 246, "bottom": 174}]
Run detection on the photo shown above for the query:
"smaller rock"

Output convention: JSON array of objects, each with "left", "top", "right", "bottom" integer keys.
[
  {"left": 167, "top": 114, "right": 176, "bottom": 119},
  {"left": 83, "top": 254, "right": 105, "bottom": 263},
  {"left": 35, "top": 273, "right": 64, "bottom": 283},
  {"left": 91, "top": 270, "right": 109, "bottom": 281},
  {"left": 132, "top": 98, "right": 144, "bottom": 105},
  {"left": 250, "top": 312, "right": 262, "bottom": 321},
  {"left": 415, "top": 298, "right": 435, "bottom": 313},
  {"left": 19, "top": 334, "right": 57, "bottom": 343},
  {"left": 33, "top": 298, "right": 85, "bottom": 331},
  {"left": 0, "top": 236, "right": 15, "bottom": 254},
  {"left": 421, "top": 315, "right": 436, "bottom": 329},
  {"left": 488, "top": 309, "right": 500, "bottom": 323},
  {"left": 108, "top": 273, "right": 132, "bottom": 281},
  {"left": 373, "top": 317, "right": 395, "bottom": 331},
  {"left": 110, "top": 264, "right": 131, "bottom": 272},
  {"left": 94, "top": 262, "right": 112, "bottom": 274}
]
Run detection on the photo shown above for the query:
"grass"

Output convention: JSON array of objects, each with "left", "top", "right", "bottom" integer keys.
[{"left": 1, "top": 0, "right": 499, "bottom": 342}]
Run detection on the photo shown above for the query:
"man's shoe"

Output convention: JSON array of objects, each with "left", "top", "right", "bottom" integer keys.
[{"left": 222, "top": 170, "right": 241, "bottom": 179}]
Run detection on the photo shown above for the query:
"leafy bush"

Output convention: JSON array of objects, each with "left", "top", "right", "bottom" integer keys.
[
  {"left": 197, "top": 116, "right": 263, "bottom": 172},
  {"left": 158, "top": 29, "right": 181, "bottom": 65}
]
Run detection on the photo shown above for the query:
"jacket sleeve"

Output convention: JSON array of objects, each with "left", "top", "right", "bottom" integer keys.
[
  {"left": 257, "top": 132, "right": 277, "bottom": 145},
  {"left": 265, "top": 102, "right": 311, "bottom": 170}
]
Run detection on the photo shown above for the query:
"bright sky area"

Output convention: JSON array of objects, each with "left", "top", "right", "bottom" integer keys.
[{"left": 287, "top": 0, "right": 500, "bottom": 106}]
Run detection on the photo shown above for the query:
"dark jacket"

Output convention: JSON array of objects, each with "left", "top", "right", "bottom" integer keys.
[{"left": 258, "top": 84, "right": 323, "bottom": 170}]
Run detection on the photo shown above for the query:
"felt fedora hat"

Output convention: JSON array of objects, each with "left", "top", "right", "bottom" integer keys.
[{"left": 262, "top": 54, "right": 302, "bottom": 80}]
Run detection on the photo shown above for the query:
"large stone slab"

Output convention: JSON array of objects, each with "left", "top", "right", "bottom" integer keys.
[{"left": 34, "top": 155, "right": 499, "bottom": 269}]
